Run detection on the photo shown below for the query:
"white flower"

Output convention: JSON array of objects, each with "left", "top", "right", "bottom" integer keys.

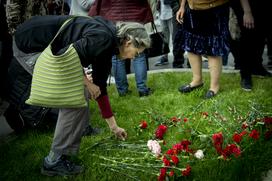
[
  {"left": 147, "top": 140, "right": 161, "bottom": 156},
  {"left": 194, "top": 150, "right": 204, "bottom": 159}
]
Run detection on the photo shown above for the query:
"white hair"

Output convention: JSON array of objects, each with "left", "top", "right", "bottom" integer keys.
[{"left": 116, "top": 21, "right": 151, "bottom": 48}]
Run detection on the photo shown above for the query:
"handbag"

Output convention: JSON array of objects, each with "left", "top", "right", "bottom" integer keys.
[
  {"left": 147, "top": 22, "right": 170, "bottom": 58},
  {"left": 25, "top": 18, "right": 87, "bottom": 108}
]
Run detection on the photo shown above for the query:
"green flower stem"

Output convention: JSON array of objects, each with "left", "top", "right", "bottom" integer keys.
[
  {"left": 93, "top": 154, "right": 161, "bottom": 165},
  {"left": 103, "top": 148, "right": 150, "bottom": 155},
  {"left": 100, "top": 163, "right": 159, "bottom": 176},
  {"left": 106, "top": 166, "right": 142, "bottom": 181}
]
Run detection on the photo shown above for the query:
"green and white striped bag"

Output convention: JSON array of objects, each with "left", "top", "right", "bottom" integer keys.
[{"left": 26, "top": 18, "right": 87, "bottom": 108}]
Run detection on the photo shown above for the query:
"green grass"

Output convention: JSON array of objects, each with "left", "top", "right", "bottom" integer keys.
[{"left": 1, "top": 72, "right": 272, "bottom": 181}]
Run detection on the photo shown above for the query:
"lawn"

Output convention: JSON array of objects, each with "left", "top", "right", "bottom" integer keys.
[{"left": 0, "top": 72, "right": 272, "bottom": 181}]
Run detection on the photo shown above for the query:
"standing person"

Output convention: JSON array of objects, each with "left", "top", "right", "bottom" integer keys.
[
  {"left": 170, "top": 0, "right": 187, "bottom": 68},
  {"left": 154, "top": 0, "right": 173, "bottom": 66},
  {"left": 89, "top": 0, "right": 154, "bottom": 97},
  {"left": 14, "top": 15, "right": 151, "bottom": 176},
  {"left": 5, "top": 0, "right": 48, "bottom": 34},
  {"left": 233, "top": 0, "right": 271, "bottom": 91},
  {"left": 176, "top": 0, "right": 230, "bottom": 98},
  {"left": 157, "top": 0, "right": 189, "bottom": 68}
]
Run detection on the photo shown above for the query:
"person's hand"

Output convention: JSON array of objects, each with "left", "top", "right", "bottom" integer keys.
[
  {"left": 84, "top": 76, "right": 101, "bottom": 99},
  {"left": 243, "top": 12, "right": 254, "bottom": 29},
  {"left": 111, "top": 127, "right": 127, "bottom": 141},
  {"left": 176, "top": 6, "right": 185, "bottom": 24},
  {"left": 86, "top": 74, "right": 93, "bottom": 83},
  {"left": 105, "top": 116, "right": 127, "bottom": 141}
]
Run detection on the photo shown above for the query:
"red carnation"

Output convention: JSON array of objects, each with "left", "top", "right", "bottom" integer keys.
[
  {"left": 182, "top": 165, "right": 191, "bottom": 176},
  {"left": 140, "top": 120, "right": 148, "bottom": 129},
  {"left": 264, "top": 117, "right": 272, "bottom": 125},
  {"left": 155, "top": 125, "right": 168, "bottom": 140},
  {"left": 212, "top": 132, "right": 223, "bottom": 153},
  {"left": 158, "top": 168, "right": 167, "bottom": 181},
  {"left": 233, "top": 133, "right": 242, "bottom": 143},
  {"left": 222, "top": 144, "right": 241, "bottom": 158},
  {"left": 166, "top": 149, "right": 174, "bottom": 155},
  {"left": 169, "top": 170, "right": 175, "bottom": 177},
  {"left": 163, "top": 156, "right": 170, "bottom": 166},
  {"left": 249, "top": 129, "right": 260, "bottom": 140},
  {"left": 171, "top": 155, "right": 179, "bottom": 165}
]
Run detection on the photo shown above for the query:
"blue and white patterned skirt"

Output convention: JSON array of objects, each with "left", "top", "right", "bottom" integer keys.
[{"left": 174, "top": 3, "right": 230, "bottom": 57}]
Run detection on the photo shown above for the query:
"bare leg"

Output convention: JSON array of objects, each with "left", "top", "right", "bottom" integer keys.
[
  {"left": 187, "top": 52, "right": 203, "bottom": 86},
  {"left": 207, "top": 56, "right": 222, "bottom": 93}
]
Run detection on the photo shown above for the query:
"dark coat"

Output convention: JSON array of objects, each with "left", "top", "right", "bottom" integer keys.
[{"left": 14, "top": 15, "right": 118, "bottom": 96}]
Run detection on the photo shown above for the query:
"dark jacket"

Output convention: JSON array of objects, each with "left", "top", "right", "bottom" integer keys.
[
  {"left": 88, "top": 0, "right": 153, "bottom": 24},
  {"left": 14, "top": 15, "right": 118, "bottom": 96}
]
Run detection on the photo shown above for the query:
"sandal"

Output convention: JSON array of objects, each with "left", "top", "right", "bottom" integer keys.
[
  {"left": 204, "top": 90, "right": 216, "bottom": 99},
  {"left": 178, "top": 83, "right": 204, "bottom": 93}
]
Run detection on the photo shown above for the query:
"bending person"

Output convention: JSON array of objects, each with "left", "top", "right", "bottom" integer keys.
[{"left": 14, "top": 15, "right": 151, "bottom": 176}]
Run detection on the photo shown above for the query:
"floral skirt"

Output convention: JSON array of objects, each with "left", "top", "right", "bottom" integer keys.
[{"left": 174, "top": 3, "right": 230, "bottom": 56}]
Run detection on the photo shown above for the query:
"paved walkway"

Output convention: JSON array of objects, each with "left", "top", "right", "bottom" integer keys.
[{"left": 147, "top": 46, "right": 271, "bottom": 73}]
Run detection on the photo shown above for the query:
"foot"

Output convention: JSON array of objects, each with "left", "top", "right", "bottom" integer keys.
[
  {"left": 252, "top": 69, "right": 272, "bottom": 78},
  {"left": 204, "top": 90, "right": 216, "bottom": 99},
  {"left": 41, "top": 156, "right": 84, "bottom": 176},
  {"left": 139, "top": 88, "right": 152, "bottom": 97},
  {"left": 173, "top": 62, "right": 184, "bottom": 68},
  {"left": 154, "top": 57, "right": 169, "bottom": 66},
  {"left": 118, "top": 90, "right": 132, "bottom": 97},
  {"left": 173, "top": 59, "right": 184, "bottom": 68},
  {"left": 178, "top": 83, "right": 204, "bottom": 93},
  {"left": 82, "top": 125, "right": 101, "bottom": 136},
  {"left": 240, "top": 78, "right": 252, "bottom": 91}
]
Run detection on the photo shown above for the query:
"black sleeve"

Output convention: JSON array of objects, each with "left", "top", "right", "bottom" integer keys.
[{"left": 73, "top": 29, "right": 114, "bottom": 97}]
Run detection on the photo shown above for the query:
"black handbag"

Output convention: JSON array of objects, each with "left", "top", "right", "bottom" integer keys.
[{"left": 147, "top": 23, "right": 170, "bottom": 58}]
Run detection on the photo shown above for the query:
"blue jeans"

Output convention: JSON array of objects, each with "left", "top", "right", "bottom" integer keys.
[{"left": 112, "top": 53, "right": 148, "bottom": 94}]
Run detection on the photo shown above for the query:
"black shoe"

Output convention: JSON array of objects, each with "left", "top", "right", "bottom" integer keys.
[
  {"left": 139, "top": 88, "right": 152, "bottom": 97},
  {"left": 173, "top": 62, "right": 184, "bottom": 68},
  {"left": 118, "top": 90, "right": 132, "bottom": 97},
  {"left": 82, "top": 125, "right": 101, "bottom": 136},
  {"left": 155, "top": 57, "right": 169, "bottom": 66},
  {"left": 41, "top": 156, "right": 84, "bottom": 176},
  {"left": 173, "top": 58, "right": 184, "bottom": 68},
  {"left": 178, "top": 83, "right": 204, "bottom": 93},
  {"left": 234, "top": 65, "right": 241, "bottom": 70},
  {"left": 240, "top": 78, "right": 252, "bottom": 91},
  {"left": 252, "top": 69, "right": 272, "bottom": 78},
  {"left": 204, "top": 90, "right": 216, "bottom": 99}
]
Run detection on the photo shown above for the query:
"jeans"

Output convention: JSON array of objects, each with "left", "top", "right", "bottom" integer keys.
[{"left": 112, "top": 53, "right": 148, "bottom": 94}]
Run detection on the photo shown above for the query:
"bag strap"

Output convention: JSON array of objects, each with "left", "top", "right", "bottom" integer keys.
[
  {"left": 151, "top": 21, "right": 158, "bottom": 34},
  {"left": 49, "top": 16, "right": 77, "bottom": 45},
  {"left": 151, "top": 21, "right": 166, "bottom": 42},
  {"left": 49, "top": 15, "right": 93, "bottom": 45}
]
